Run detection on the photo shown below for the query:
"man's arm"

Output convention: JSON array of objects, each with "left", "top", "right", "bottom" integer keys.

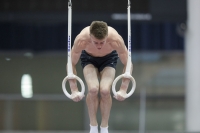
[
  {"left": 66, "top": 34, "right": 86, "bottom": 102},
  {"left": 111, "top": 33, "right": 133, "bottom": 101}
]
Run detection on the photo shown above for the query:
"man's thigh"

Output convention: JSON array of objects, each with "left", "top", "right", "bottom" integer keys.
[
  {"left": 83, "top": 64, "right": 99, "bottom": 90},
  {"left": 100, "top": 67, "right": 116, "bottom": 90}
]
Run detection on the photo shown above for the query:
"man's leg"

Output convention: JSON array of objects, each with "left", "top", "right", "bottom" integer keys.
[
  {"left": 83, "top": 64, "right": 100, "bottom": 132},
  {"left": 99, "top": 67, "right": 116, "bottom": 133}
]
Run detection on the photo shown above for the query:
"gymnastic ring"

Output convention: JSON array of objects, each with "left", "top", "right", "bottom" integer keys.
[
  {"left": 62, "top": 74, "right": 85, "bottom": 99},
  {"left": 112, "top": 73, "right": 136, "bottom": 98}
]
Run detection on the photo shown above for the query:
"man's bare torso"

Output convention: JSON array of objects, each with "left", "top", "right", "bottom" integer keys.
[{"left": 77, "top": 26, "right": 120, "bottom": 57}]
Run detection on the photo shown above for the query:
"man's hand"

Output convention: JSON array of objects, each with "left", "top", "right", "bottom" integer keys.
[
  {"left": 113, "top": 77, "right": 131, "bottom": 101},
  {"left": 69, "top": 79, "right": 84, "bottom": 102},
  {"left": 71, "top": 91, "right": 84, "bottom": 102},
  {"left": 113, "top": 90, "right": 127, "bottom": 101}
]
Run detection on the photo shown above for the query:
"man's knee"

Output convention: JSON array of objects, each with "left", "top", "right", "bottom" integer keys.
[
  {"left": 100, "top": 87, "right": 111, "bottom": 98},
  {"left": 88, "top": 86, "right": 99, "bottom": 97}
]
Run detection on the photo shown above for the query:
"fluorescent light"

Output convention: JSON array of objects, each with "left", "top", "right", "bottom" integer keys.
[
  {"left": 5, "top": 58, "right": 11, "bottom": 61},
  {"left": 111, "top": 13, "right": 152, "bottom": 20},
  {"left": 21, "top": 74, "right": 33, "bottom": 98},
  {"left": 24, "top": 52, "right": 33, "bottom": 58}
]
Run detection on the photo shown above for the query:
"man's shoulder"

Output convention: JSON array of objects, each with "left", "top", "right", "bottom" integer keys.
[
  {"left": 80, "top": 26, "right": 90, "bottom": 34},
  {"left": 108, "top": 26, "right": 119, "bottom": 37},
  {"left": 108, "top": 26, "right": 116, "bottom": 32},
  {"left": 77, "top": 27, "right": 90, "bottom": 40}
]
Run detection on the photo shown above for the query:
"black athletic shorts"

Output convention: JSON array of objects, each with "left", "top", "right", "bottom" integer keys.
[{"left": 80, "top": 50, "right": 119, "bottom": 72}]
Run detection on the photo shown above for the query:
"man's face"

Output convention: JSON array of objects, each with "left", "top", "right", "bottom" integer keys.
[{"left": 90, "top": 34, "right": 107, "bottom": 50}]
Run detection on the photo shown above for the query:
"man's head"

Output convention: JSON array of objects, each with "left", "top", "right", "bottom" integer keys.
[
  {"left": 90, "top": 21, "right": 108, "bottom": 40},
  {"left": 90, "top": 21, "right": 108, "bottom": 50}
]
